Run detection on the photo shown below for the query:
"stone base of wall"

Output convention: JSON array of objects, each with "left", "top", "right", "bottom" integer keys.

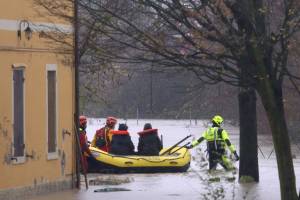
[{"left": 0, "top": 178, "right": 74, "bottom": 200}]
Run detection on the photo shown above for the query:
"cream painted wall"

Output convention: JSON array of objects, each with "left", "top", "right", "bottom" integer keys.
[
  {"left": 0, "top": 0, "right": 74, "bottom": 190},
  {"left": 0, "top": 52, "right": 74, "bottom": 189}
]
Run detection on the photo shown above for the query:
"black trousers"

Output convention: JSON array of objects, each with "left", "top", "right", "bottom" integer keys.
[{"left": 208, "top": 150, "right": 229, "bottom": 170}]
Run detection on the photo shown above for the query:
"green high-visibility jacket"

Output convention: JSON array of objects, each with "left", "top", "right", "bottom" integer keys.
[{"left": 191, "top": 126, "right": 236, "bottom": 153}]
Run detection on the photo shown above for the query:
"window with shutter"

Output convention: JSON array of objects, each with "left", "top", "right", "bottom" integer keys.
[
  {"left": 13, "top": 68, "right": 25, "bottom": 159},
  {"left": 47, "top": 65, "right": 57, "bottom": 158}
]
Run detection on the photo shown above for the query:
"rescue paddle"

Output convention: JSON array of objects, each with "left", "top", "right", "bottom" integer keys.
[
  {"left": 169, "top": 142, "right": 191, "bottom": 155},
  {"left": 160, "top": 135, "right": 192, "bottom": 156}
]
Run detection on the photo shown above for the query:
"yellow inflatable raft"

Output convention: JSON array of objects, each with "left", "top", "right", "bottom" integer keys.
[{"left": 87, "top": 146, "right": 191, "bottom": 173}]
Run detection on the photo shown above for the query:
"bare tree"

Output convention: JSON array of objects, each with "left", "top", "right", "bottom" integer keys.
[
  {"left": 34, "top": 0, "right": 132, "bottom": 112},
  {"left": 77, "top": 0, "right": 300, "bottom": 199}
]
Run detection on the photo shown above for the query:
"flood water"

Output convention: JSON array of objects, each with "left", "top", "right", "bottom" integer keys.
[{"left": 27, "top": 119, "right": 300, "bottom": 200}]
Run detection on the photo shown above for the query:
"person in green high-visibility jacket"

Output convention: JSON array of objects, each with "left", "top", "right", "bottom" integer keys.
[{"left": 187, "top": 115, "right": 239, "bottom": 170}]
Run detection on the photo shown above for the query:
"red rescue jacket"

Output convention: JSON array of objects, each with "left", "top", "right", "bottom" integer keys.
[
  {"left": 137, "top": 129, "right": 158, "bottom": 136},
  {"left": 94, "top": 127, "right": 112, "bottom": 152},
  {"left": 111, "top": 130, "right": 130, "bottom": 135},
  {"left": 79, "top": 128, "right": 91, "bottom": 155}
]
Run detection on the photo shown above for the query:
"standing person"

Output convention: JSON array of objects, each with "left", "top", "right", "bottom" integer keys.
[
  {"left": 79, "top": 115, "right": 92, "bottom": 173},
  {"left": 91, "top": 116, "right": 117, "bottom": 152},
  {"left": 137, "top": 123, "right": 163, "bottom": 156},
  {"left": 187, "top": 115, "right": 239, "bottom": 170},
  {"left": 109, "top": 123, "right": 135, "bottom": 155}
]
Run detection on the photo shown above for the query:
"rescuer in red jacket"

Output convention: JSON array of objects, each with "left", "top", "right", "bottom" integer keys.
[
  {"left": 91, "top": 117, "right": 117, "bottom": 152},
  {"left": 79, "top": 115, "right": 92, "bottom": 173}
]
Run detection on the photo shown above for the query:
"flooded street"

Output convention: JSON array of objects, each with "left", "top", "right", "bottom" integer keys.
[{"left": 27, "top": 119, "right": 300, "bottom": 200}]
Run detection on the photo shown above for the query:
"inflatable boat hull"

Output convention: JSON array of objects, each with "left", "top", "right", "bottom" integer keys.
[{"left": 87, "top": 146, "right": 191, "bottom": 173}]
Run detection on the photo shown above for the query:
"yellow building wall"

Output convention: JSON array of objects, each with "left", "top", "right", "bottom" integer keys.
[
  {"left": 0, "top": 0, "right": 72, "bottom": 23},
  {"left": 0, "top": 0, "right": 74, "bottom": 191}
]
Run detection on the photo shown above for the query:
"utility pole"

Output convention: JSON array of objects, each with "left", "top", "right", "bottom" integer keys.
[
  {"left": 74, "top": 0, "right": 81, "bottom": 189},
  {"left": 217, "top": 83, "right": 221, "bottom": 114},
  {"left": 189, "top": 105, "right": 192, "bottom": 125},
  {"left": 74, "top": 0, "right": 89, "bottom": 190},
  {"left": 150, "top": 63, "right": 153, "bottom": 117},
  {"left": 136, "top": 107, "right": 139, "bottom": 125}
]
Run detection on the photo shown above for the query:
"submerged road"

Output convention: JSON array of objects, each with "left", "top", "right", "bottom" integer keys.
[{"left": 27, "top": 119, "right": 300, "bottom": 200}]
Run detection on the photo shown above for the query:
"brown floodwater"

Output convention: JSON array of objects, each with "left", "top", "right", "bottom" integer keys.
[{"left": 24, "top": 119, "right": 300, "bottom": 200}]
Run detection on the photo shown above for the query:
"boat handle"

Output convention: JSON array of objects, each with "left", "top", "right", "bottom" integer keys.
[
  {"left": 169, "top": 161, "right": 178, "bottom": 165},
  {"left": 124, "top": 161, "right": 133, "bottom": 165}
]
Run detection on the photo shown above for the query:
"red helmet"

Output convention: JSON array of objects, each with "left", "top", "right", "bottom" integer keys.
[
  {"left": 79, "top": 115, "right": 87, "bottom": 126},
  {"left": 106, "top": 116, "right": 117, "bottom": 127}
]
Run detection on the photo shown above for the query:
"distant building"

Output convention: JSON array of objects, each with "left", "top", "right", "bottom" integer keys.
[{"left": 0, "top": 0, "right": 75, "bottom": 199}]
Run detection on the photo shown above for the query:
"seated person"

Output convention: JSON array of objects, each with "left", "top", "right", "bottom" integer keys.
[
  {"left": 109, "top": 123, "right": 135, "bottom": 155},
  {"left": 137, "top": 123, "right": 163, "bottom": 156}
]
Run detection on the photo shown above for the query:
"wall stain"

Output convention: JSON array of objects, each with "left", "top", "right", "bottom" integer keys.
[
  {"left": 0, "top": 116, "right": 10, "bottom": 138},
  {"left": 1, "top": 116, "right": 13, "bottom": 165},
  {"left": 26, "top": 150, "right": 37, "bottom": 160},
  {"left": 61, "top": 151, "right": 66, "bottom": 176},
  {"left": 4, "top": 153, "right": 13, "bottom": 165}
]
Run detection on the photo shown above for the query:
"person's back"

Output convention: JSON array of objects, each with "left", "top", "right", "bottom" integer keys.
[
  {"left": 109, "top": 124, "right": 135, "bottom": 155},
  {"left": 187, "top": 115, "right": 239, "bottom": 170},
  {"left": 204, "top": 126, "right": 227, "bottom": 154},
  {"left": 91, "top": 117, "right": 117, "bottom": 152},
  {"left": 137, "top": 123, "right": 162, "bottom": 156},
  {"left": 92, "top": 127, "right": 110, "bottom": 151}
]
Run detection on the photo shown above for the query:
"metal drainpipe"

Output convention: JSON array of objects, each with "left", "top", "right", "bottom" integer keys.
[{"left": 74, "top": 0, "right": 80, "bottom": 189}]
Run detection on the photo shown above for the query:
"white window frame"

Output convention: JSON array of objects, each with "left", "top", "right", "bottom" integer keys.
[
  {"left": 11, "top": 64, "right": 26, "bottom": 164},
  {"left": 46, "top": 64, "right": 59, "bottom": 160}
]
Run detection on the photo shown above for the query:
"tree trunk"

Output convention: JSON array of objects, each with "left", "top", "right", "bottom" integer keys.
[
  {"left": 257, "top": 80, "right": 298, "bottom": 200},
  {"left": 239, "top": 88, "right": 259, "bottom": 182}
]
